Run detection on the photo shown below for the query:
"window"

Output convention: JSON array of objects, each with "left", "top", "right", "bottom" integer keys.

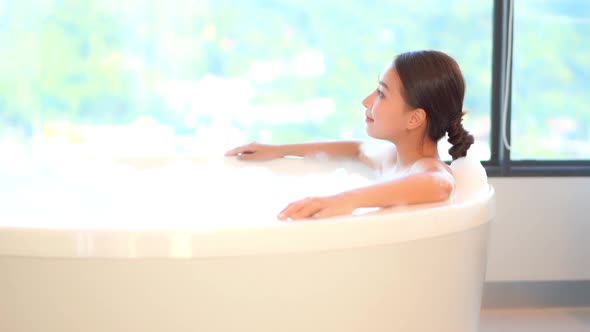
[
  {"left": 511, "top": 0, "right": 590, "bottom": 160},
  {"left": 1, "top": 1, "right": 588, "bottom": 175},
  {"left": 0, "top": 1, "right": 492, "bottom": 160}
]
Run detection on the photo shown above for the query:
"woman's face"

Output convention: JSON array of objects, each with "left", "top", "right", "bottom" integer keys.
[{"left": 362, "top": 64, "right": 413, "bottom": 142}]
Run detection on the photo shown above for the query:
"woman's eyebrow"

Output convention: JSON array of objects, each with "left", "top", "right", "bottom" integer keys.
[{"left": 378, "top": 80, "right": 390, "bottom": 90}]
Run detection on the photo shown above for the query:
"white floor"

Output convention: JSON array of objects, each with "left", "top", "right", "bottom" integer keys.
[{"left": 479, "top": 307, "right": 590, "bottom": 332}]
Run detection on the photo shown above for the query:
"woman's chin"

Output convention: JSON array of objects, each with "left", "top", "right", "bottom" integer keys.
[{"left": 365, "top": 128, "right": 378, "bottom": 139}]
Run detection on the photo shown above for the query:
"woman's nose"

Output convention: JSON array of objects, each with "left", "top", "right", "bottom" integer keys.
[{"left": 362, "top": 91, "right": 375, "bottom": 108}]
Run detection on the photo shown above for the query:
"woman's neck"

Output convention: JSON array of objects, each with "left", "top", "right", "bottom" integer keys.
[{"left": 393, "top": 137, "right": 439, "bottom": 170}]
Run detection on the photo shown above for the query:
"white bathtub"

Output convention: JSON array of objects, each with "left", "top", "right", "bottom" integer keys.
[{"left": 0, "top": 156, "right": 494, "bottom": 332}]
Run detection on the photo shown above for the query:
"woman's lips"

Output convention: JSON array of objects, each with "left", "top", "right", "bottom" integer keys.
[{"left": 365, "top": 117, "right": 374, "bottom": 123}]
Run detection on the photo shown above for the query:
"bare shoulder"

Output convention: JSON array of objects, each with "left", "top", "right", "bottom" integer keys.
[{"left": 411, "top": 158, "right": 453, "bottom": 176}]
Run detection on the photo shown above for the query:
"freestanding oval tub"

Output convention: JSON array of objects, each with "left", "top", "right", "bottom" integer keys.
[{"left": 0, "top": 156, "right": 494, "bottom": 332}]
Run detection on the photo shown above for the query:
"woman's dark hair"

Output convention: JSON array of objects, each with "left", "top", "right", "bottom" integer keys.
[{"left": 393, "top": 50, "right": 474, "bottom": 160}]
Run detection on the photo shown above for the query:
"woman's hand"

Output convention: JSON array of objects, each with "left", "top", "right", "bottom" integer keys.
[
  {"left": 277, "top": 193, "right": 358, "bottom": 220},
  {"left": 224, "top": 142, "right": 283, "bottom": 161}
]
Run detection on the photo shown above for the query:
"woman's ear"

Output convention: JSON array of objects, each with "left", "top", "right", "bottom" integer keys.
[{"left": 407, "top": 108, "right": 427, "bottom": 130}]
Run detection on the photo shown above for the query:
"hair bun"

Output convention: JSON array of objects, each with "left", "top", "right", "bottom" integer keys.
[{"left": 447, "top": 111, "right": 474, "bottom": 160}]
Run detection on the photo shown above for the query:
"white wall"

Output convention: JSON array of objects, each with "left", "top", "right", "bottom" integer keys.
[{"left": 485, "top": 177, "right": 590, "bottom": 281}]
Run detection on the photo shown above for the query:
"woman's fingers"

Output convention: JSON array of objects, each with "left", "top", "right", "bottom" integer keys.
[
  {"left": 279, "top": 194, "right": 355, "bottom": 220},
  {"left": 225, "top": 142, "right": 260, "bottom": 155},
  {"left": 278, "top": 197, "right": 325, "bottom": 221},
  {"left": 225, "top": 142, "right": 280, "bottom": 161},
  {"left": 277, "top": 201, "right": 302, "bottom": 220},
  {"left": 225, "top": 144, "right": 254, "bottom": 156},
  {"left": 290, "top": 202, "right": 322, "bottom": 220},
  {"left": 236, "top": 151, "right": 259, "bottom": 160},
  {"left": 311, "top": 207, "right": 340, "bottom": 219},
  {"left": 224, "top": 145, "right": 241, "bottom": 156},
  {"left": 224, "top": 147, "right": 242, "bottom": 156}
]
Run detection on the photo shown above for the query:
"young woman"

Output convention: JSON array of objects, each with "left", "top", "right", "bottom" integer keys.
[{"left": 225, "top": 50, "right": 474, "bottom": 220}]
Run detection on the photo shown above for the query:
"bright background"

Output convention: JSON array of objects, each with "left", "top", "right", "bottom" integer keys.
[
  {"left": 0, "top": 0, "right": 588, "bottom": 160},
  {"left": 1, "top": 0, "right": 493, "bottom": 159}
]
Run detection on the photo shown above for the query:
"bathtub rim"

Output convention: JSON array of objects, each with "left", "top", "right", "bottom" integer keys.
[{"left": 0, "top": 186, "right": 495, "bottom": 259}]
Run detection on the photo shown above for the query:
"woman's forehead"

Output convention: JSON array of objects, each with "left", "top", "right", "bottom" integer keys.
[
  {"left": 379, "top": 63, "right": 398, "bottom": 86},
  {"left": 378, "top": 62, "right": 392, "bottom": 81}
]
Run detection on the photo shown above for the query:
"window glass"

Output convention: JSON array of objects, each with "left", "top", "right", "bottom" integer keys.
[
  {"left": 0, "top": 1, "right": 492, "bottom": 160},
  {"left": 512, "top": 0, "right": 590, "bottom": 159}
]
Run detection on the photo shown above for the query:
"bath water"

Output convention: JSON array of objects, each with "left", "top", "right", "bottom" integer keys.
[{"left": 0, "top": 157, "right": 374, "bottom": 230}]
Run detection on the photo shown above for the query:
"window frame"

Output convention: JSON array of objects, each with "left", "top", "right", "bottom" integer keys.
[{"left": 487, "top": 0, "right": 590, "bottom": 177}]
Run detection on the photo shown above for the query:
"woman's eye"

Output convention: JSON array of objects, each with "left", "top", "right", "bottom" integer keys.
[{"left": 377, "top": 90, "right": 384, "bottom": 98}]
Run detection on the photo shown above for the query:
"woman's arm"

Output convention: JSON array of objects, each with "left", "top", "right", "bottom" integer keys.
[
  {"left": 225, "top": 141, "right": 363, "bottom": 161},
  {"left": 225, "top": 140, "right": 397, "bottom": 171},
  {"left": 278, "top": 159, "right": 453, "bottom": 220},
  {"left": 340, "top": 170, "right": 453, "bottom": 208}
]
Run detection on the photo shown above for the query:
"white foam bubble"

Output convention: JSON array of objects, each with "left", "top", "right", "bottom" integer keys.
[
  {"left": 450, "top": 156, "right": 489, "bottom": 203},
  {"left": 0, "top": 157, "right": 374, "bottom": 230},
  {"left": 0, "top": 155, "right": 488, "bottom": 230}
]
